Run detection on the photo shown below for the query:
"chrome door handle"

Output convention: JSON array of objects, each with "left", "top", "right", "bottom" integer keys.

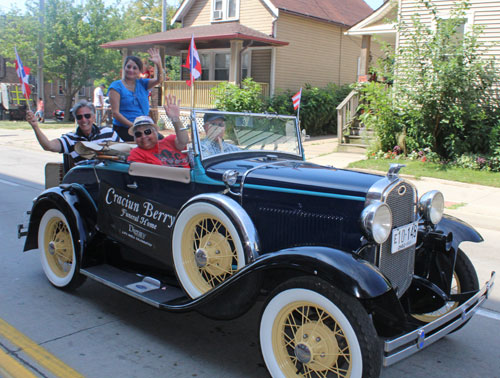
[{"left": 127, "top": 181, "right": 138, "bottom": 189}]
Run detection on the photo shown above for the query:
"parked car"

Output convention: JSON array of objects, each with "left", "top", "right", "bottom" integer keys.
[{"left": 18, "top": 110, "right": 495, "bottom": 378}]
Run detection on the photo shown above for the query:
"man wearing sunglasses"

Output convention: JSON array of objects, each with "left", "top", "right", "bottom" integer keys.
[
  {"left": 26, "top": 99, "right": 121, "bottom": 163},
  {"left": 200, "top": 112, "right": 240, "bottom": 158},
  {"left": 127, "top": 94, "right": 190, "bottom": 167}
]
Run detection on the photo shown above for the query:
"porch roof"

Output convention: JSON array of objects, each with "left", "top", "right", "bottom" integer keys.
[{"left": 101, "top": 23, "right": 288, "bottom": 54}]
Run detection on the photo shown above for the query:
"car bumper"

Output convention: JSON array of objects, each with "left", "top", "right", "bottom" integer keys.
[{"left": 383, "top": 271, "right": 496, "bottom": 367}]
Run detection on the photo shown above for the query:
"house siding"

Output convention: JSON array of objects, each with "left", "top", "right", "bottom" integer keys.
[
  {"left": 251, "top": 49, "right": 272, "bottom": 83},
  {"left": 274, "top": 13, "right": 361, "bottom": 92},
  {"left": 183, "top": 0, "right": 273, "bottom": 32}
]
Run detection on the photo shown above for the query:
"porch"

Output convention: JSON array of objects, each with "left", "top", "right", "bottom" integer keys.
[{"left": 163, "top": 80, "right": 270, "bottom": 108}]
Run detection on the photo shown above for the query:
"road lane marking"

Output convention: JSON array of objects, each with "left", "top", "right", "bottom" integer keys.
[
  {"left": 0, "top": 178, "right": 20, "bottom": 187},
  {"left": 477, "top": 308, "right": 500, "bottom": 321},
  {"left": 0, "top": 319, "right": 84, "bottom": 378},
  {"left": 0, "top": 348, "right": 38, "bottom": 378}
]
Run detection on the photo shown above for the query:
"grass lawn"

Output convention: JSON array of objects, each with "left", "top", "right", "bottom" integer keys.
[
  {"left": 348, "top": 159, "right": 500, "bottom": 188},
  {"left": 0, "top": 120, "right": 75, "bottom": 130}
]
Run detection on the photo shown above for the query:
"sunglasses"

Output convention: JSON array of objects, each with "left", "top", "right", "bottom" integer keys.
[
  {"left": 134, "top": 128, "right": 153, "bottom": 138},
  {"left": 76, "top": 113, "right": 92, "bottom": 120}
]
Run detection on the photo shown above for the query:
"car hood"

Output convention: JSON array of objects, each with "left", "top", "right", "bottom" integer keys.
[{"left": 204, "top": 158, "right": 383, "bottom": 199}]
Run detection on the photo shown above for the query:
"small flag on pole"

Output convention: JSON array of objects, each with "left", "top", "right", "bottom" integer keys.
[
  {"left": 292, "top": 88, "right": 302, "bottom": 110},
  {"left": 14, "top": 47, "right": 31, "bottom": 100},
  {"left": 182, "top": 35, "right": 202, "bottom": 87}
]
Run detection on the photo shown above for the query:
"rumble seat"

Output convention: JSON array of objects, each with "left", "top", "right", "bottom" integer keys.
[{"left": 128, "top": 162, "right": 191, "bottom": 184}]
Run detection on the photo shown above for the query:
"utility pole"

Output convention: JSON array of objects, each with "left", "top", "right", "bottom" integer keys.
[
  {"left": 37, "top": 0, "right": 45, "bottom": 105},
  {"left": 162, "top": 0, "right": 166, "bottom": 32}
]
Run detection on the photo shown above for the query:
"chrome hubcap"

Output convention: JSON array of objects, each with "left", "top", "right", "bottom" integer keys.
[
  {"left": 195, "top": 248, "right": 207, "bottom": 268},
  {"left": 48, "top": 241, "right": 56, "bottom": 255},
  {"left": 294, "top": 343, "right": 312, "bottom": 364}
]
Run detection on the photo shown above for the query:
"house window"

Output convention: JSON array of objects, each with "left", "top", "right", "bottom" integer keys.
[
  {"left": 78, "top": 86, "right": 86, "bottom": 97},
  {"left": 212, "top": 0, "right": 239, "bottom": 21},
  {"left": 200, "top": 53, "right": 210, "bottom": 80},
  {"left": 57, "top": 80, "right": 65, "bottom": 96},
  {"left": 215, "top": 53, "right": 230, "bottom": 80}
]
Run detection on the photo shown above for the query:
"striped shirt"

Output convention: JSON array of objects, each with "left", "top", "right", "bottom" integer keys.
[{"left": 59, "top": 124, "right": 121, "bottom": 163}]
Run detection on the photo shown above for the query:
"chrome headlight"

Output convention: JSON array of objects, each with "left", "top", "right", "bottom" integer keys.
[
  {"left": 361, "top": 202, "right": 393, "bottom": 244},
  {"left": 418, "top": 190, "right": 444, "bottom": 224}
]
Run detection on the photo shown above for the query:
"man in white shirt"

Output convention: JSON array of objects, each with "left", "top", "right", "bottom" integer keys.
[{"left": 93, "top": 84, "right": 105, "bottom": 126}]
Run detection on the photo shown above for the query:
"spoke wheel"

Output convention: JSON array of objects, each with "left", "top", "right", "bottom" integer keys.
[
  {"left": 173, "top": 202, "right": 245, "bottom": 298},
  {"left": 38, "top": 208, "right": 85, "bottom": 290},
  {"left": 413, "top": 248, "right": 479, "bottom": 323},
  {"left": 260, "top": 277, "right": 381, "bottom": 378}
]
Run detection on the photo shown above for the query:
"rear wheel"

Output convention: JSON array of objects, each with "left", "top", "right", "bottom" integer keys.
[
  {"left": 413, "top": 248, "right": 479, "bottom": 323},
  {"left": 172, "top": 202, "right": 246, "bottom": 298},
  {"left": 260, "top": 277, "right": 381, "bottom": 378},
  {"left": 38, "top": 208, "right": 85, "bottom": 290}
]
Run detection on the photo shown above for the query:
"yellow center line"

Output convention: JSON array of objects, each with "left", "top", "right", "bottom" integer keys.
[
  {"left": 0, "top": 318, "right": 84, "bottom": 378},
  {"left": 0, "top": 348, "right": 38, "bottom": 378}
]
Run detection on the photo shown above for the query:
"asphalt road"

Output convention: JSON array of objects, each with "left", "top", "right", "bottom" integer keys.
[{"left": 0, "top": 145, "right": 499, "bottom": 378}]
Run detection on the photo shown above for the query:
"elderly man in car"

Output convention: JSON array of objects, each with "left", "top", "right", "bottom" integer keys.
[
  {"left": 127, "top": 94, "right": 190, "bottom": 167},
  {"left": 200, "top": 112, "right": 240, "bottom": 157}
]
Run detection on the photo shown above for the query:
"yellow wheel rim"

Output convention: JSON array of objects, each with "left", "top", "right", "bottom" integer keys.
[
  {"left": 272, "top": 301, "right": 352, "bottom": 377},
  {"left": 413, "top": 272, "right": 461, "bottom": 322},
  {"left": 180, "top": 213, "right": 239, "bottom": 294},
  {"left": 43, "top": 217, "right": 74, "bottom": 278}
]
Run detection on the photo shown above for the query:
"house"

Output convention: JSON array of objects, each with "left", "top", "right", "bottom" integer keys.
[
  {"left": 337, "top": 0, "right": 500, "bottom": 148},
  {"left": 101, "top": 0, "right": 376, "bottom": 108}
]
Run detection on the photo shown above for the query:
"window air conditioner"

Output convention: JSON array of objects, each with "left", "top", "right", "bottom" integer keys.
[{"left": 213, "top": 10, "right": 223, "bottom": 20}]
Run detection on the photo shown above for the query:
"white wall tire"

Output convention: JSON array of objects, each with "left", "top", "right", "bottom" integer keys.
[
  {"left": 38, "top": 208, "right": 83, "bottom": 289},
  {"left": 172, "top": 202, "right": 245, "bottom": 298},
  {"left": 260, "top": 278, "right": 381, "bottom": 378}
]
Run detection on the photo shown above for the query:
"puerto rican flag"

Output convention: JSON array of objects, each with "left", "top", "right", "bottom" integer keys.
[
  {"left": 292, "top": 88, "right": 302, "bottom": 110},
  {"left": 182, "top": 35, "right": 202, "bottom": 86},
  {"left": 14, "top": 47, "right": 31, "bottom": 100}
]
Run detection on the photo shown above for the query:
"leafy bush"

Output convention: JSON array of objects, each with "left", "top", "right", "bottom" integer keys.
[
  {"left": 359, "top": 0, "right": 500, "bottom": 160},
  {"left": 212, "top": 78, "right": 264, "bottom": 113}
]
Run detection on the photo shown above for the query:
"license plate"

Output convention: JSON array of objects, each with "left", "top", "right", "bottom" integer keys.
[{"left": 391, "top": 221, "right": 418, "bottom": 254}]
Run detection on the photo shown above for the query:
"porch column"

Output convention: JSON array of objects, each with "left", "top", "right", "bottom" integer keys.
[
  {"left": 358, "top": 35, "right": 371, "bottom": 82},
  {"left": 229, "top": 40, "right": 243, "bottom": 84},
  {"left": 155, "top": 44, "right": 165, "bottom": 106},
  {"left": 121, "top": 48, "right": 132, "bottom": 72}
]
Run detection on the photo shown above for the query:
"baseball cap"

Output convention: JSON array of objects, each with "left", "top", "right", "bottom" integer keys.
[
  {"left": 204, "top": 112, "right": 226, "bottom": 123},
  {"left": 129, "top": 115, "right": 158, "bottom": 136}
]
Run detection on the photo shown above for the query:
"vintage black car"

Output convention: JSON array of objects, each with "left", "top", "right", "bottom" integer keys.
[{"left": 19, "top": 110, "right": 495, "bottom": 378}]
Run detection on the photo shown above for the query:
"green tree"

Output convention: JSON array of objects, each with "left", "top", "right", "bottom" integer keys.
[{"left": 359, "top": 0, "right": 500, "bottom": 159}]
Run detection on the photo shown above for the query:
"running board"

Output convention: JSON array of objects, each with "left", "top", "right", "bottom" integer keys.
[{"left": 80, "top": 264, "right": 186, "bottom": 308}]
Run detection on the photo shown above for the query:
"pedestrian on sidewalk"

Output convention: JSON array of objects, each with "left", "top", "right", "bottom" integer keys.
[
  {"left": 93, "top": 84, "right": 105, "bottom": 127},
  {"left": 26, "top": 99, "right": 121, "bottom": 164}
]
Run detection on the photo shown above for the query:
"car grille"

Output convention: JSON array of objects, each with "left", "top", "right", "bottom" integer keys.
[{"left": 378, "top": 181, "right": 416, "bottom": 297}]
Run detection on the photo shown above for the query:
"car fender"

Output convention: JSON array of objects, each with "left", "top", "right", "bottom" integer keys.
[
  {"left": 435, "top": 214, "right": 483, "bottom": 251},
  {"left": 23, "top": 184, "right": 96, "bottom": 258},
  {"left": 163, "top": 246, "right": 393, "bottom": 314}
]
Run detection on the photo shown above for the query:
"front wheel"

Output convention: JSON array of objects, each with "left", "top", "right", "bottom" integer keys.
[
  {"left": 260, "top": 277, "right": 381, "bottom": 378},
  {"left": 38, "top": 208, "right": 85, "bottom": 290},
  {"left": 412, "top": 248, "right": 479, "bottom": 323}
]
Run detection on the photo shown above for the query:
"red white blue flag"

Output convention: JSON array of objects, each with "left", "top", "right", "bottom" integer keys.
[
  {"left": 182, "top": 35, "right": 202, "bottom": 86},
  {"left": 292, "top": 88, "right": 302, "bottom": 110},
  {"left": 14, "top": 47, "right": 31, "bottom": 100}
]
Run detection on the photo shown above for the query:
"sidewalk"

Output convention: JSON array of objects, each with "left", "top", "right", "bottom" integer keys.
[{"left": 1, "top": 127, "right": 499, "bottom": 232}]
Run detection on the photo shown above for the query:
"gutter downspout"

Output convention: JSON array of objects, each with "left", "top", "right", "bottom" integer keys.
[{"left": 270, "top": 17, "right": 278, "bottom": 96}]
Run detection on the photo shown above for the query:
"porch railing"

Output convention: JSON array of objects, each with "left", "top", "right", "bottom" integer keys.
[
  {"left": 336, "top": 89, "right": 360, "bottom": 147},
  {"left": 163, "top": 81, "right": 270, "bottom": 108}
]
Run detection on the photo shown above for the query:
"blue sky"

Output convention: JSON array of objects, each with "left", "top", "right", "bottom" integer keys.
[{"left": 1, "top": 0, "right": 384, "bottom": 13}]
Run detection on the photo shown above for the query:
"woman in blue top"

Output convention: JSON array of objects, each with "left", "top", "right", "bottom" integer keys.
[{"left": 108, "top": 48, "right": 164, "bottom": 141}]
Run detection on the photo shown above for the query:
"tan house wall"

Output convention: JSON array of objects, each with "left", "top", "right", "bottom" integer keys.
[
  {"left": 239, "top": 0, "right": 274, "bottom": 34},
  {"left": 183, "top": 0, "right": 273, "bottom": 33},
  {"left": 274, "top": 13, "right": 361, "bottom": 92},
  {"left": 251, "top": 49, "right": 272, "bottom": 83}
]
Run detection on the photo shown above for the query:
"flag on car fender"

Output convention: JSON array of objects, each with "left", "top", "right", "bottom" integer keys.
[
  {"left": 182, "top": 35, "right": 202, "bottom": 87},
  {"left": 292, "top": 88, "right": 302, "bottom": 110},
  {"left": 14, "top": 47, "right": 31, "bottom": 100}
]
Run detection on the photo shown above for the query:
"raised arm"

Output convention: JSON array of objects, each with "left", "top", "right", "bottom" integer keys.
[
  {"left": 26, "top": 110, "right": 62, "bottom": 152},
  {"left": 146, "top": 48, "right": 164, "bottom": 90},
  {"left": 164, "top": 94, "right": 189, "bottom": 151}
]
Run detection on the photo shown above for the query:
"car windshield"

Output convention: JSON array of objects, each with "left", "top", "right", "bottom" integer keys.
[{"left": 191, "top": 110, "right": 302, "bottom": 160}]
